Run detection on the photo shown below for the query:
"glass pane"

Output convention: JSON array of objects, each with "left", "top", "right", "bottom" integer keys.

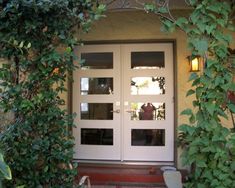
[
  {"left": 81, "top": 77, "right": 113, "bottom": 95},
  {"left": 81, "top": 128, "right": 113, "bottom": 145},
  {"left": 80, "top": 103, "right": 113, "bottom": 120},
  {"left": 131, "top": 77, "right": 165, "bottom": 95},
  {"left": 131, "top": 129, "right": 165, "bottom": 146},
  {"left": 131, "top": 51, "right": 165, "bottom": 69},
  {"left": 130, "top": 102, "right": 165, "bottom": 120},
  {"left": 80, "top": 52, "right": 113, "bottom": 69}
]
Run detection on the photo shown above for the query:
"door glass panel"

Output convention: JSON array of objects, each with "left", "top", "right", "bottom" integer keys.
[
  {"left": 81, "top": 77, "right": 113, "bottom": 95},
  {"left": 80, "top": 52, "right": 113, "bottom": 69},
  {"left": 131, "top": 77, "right": 165, "bottom": 95},
  {"left": 131, "top": 51, "right": 165, "bottom": 69},
  {"left": 130, "top": 102, "right": 165, "bottom": 120},
  {"left": 131, "top": 129, "right": 165, "bottom": 146},
  {"left": 80, "top": 103, "right": 113, "bottom": 120},
  {"left": 81, "top": 128, "right": 113, "bottom": 145}
]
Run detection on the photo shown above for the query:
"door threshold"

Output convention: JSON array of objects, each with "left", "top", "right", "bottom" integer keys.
[{"left": 73, "top": 159, "right": 175, "bottom": 166}]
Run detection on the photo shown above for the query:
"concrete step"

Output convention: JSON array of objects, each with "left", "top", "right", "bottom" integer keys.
[{"left": 76, "top": 164, "right": 168, "bottom": 187}]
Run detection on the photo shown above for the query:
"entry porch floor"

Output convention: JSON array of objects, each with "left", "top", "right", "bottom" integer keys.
[{"left": 76, "top": 163, "right": 187, "bottom": 187}]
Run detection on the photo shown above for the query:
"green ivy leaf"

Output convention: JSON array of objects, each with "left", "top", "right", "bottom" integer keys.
[
  {"left": 189, "top": 72, "right": 198, "bottom": 81},
  {"left": 97, "top": 4, "right": 106, "bottom": 12},
  {"left": 228, "top": 103, "right": 235, "bottom": 113},
  {"left": 196, "top": 87, "right": 204, "bottom": 98},
  {"left": 229, "top": 83, "right": 235, "bottom": 91},
  {"left": 27, "top": 42, "right": 31, "bottom": 49},
  {"left": 175, "top": 17, "right": 188, "bottom": 28},
  {"left": 205, "top": 102, "right": 216, "bottom": 115},
  {"left": 206, "top": 3, "right": 221, "bottom": 13},
  {"left": 188, "top": 0, "right": 197, "bottom": 6},
  {"left": 204, "top": 69, "right": 213, "bottom": 78},
  {"left": 231, "top": 161, "right": 235, "bottom": 171},
  {"left": 181, "top": 108, "right": 193, "bottom": 116},
  {"left": 160, "top": 19, "right": 175, "bottom": 33},
  {"left": 190, "top": 10, "right": 200, "bottom": 24},
  {"left": 186, "top": 89, "right": 195, "bottom": 97},
  {"left": 44, "top": 166, "right": 49, "bottom": 172},
  {"left": 144, "top": 3, "right": 156, "bottom": 12},
  {"left": 196, "top": 160, "right": 207, "bottom": 168},
  {"left": 0, "top": 153, "right": 12, "bottom": 180},
  {"left": 205, "top": 24, "right": 216, "bottom": 34},
  {"left": 178, "top": 124, "right": 195, "bottom": 135},
  {"left": 158, "top": 7, "right": 168, "bottom": 14},
  {"left": 194, "top": 39, "right": 208, "bottom": 55},
  {"left": 189, "top": 146, "right": 198, "bottom": 155},
  {"left": 189, "top": 114, "right": 196, "bottom": 124},
  {"left": 19, "top": 41, "right": 24, "bottom": 48}
]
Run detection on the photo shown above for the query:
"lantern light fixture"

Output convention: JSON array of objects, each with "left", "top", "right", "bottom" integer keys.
[{"left": 187, "top": 55, "right": 200, "bottom": 72}]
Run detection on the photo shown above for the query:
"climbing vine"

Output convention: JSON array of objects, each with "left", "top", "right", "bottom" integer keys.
[
  {"left": 0, "top": 0, "right": 105, "bottom": 187},
  {"left": 144, "top": 0, "right": 235, "bottom": 187},
  {"left": 1, "top": 0, "right": 235, "bottom": 187}
]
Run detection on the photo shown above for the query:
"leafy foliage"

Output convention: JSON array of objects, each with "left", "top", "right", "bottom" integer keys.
[
  {"left": 145, "top": 0, "right": 235, "bottom": 187},
  {"left": 0, "top": 0, "right": 105, "bottom": 187},
  {"left": 0, "top": 152, "right": 12, "bottom": 187}
]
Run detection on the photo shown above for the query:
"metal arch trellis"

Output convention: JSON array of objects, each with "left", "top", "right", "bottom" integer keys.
[
  {"left": 98, "top": 0, "right": 235, "bottom": 22},
  {"left": 98, "top": 0, "right": 171, "bottom": 11},
  {"left": 97, "top": 0, "right": 177, "bottom": 23}
]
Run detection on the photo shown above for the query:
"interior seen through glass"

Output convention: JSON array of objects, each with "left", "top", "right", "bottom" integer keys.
[
  {"left": 80, "top": 103, "right": 113, "bottom": 120},
  {"left": 81, "top": 77, "right": 113, "bottom": 95},
  {"left": 131, "top": 129, "right": 165, "bottom": 146},
  {"left": 131, "top": 77, "right": 165, "bottom": 95},
  {"left": 131, "top": 51, "right": 165, "bottom": 69},
  {"left": 80, "top": 52, "right": 113, "bottom": 69},
  {"left": 81, "top": 128, "right": 113, "bottom": 145},
  {"left": 130, "top": 102, "right": 165, "bottom": 120}
]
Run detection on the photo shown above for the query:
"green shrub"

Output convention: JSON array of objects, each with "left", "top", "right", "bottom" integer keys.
[{"left": 0, "top": 0, "right": 105, "bottom": 187}]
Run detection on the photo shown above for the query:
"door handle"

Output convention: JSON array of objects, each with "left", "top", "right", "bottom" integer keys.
[
  {"left": 126, "top": 110, "right": 135, "bottom": 113},
  {"left": 111, "top": 109, "right": 120, "bottom": 113}
]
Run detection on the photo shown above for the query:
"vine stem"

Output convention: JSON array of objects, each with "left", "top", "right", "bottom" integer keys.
[
  {"left": 230, "top": 110, "right": 235, "bottom": 129},
  {"left": 165, "top": 0, "right": 176, "bottom": 22},
  {"left": 133, "top": 0, "right": 176, "bottom": 23}
]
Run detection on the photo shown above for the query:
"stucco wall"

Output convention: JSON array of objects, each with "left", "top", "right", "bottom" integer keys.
[{"left": 74, "top": 10, "right": 235, "bottom": 168}]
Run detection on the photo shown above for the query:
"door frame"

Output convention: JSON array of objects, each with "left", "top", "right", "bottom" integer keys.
[{"left": 68, "top": 39, "right": 178, "bottom": 166}]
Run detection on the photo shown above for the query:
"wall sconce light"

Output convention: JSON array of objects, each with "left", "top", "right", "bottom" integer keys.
[{"left": 187, "top": 56, "right": 200, "bottom": 72}]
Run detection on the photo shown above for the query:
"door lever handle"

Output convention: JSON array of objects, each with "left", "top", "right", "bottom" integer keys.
[
  {"left": 126, "top": 110, "right": 135, "bottom": 113},
  {"left": 110, "top": 109, "right": 120, "bottom": 113}
]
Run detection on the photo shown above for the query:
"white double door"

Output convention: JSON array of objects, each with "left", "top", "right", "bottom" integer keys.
[{"left": 73, "top": 43, "right": 174, "bottom": 162}]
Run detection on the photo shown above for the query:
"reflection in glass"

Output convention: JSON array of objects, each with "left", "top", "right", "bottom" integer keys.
[
  {"left": 81, "top": 128, "right": 113, "bottom": 145},
  {"left": 130, "top": 102, "right": 165, "bottom": 120},
  {"left": 81, "top": 77, "right": 113, "bottom": 95},
  {"left": 80, "top": 103, "right": 113, "bottom": 120},
  {"left": 131, "top": 77, "right": 165, "bottom": 95},
  {"left": 80, "top": 52, "right": 113, "bottom": 69},
  {"left": 131, "top": 51, "right": 165, "bottom": 69},
  {"left": 131, "top": 129, "right": 165, "bottom": 146}
]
